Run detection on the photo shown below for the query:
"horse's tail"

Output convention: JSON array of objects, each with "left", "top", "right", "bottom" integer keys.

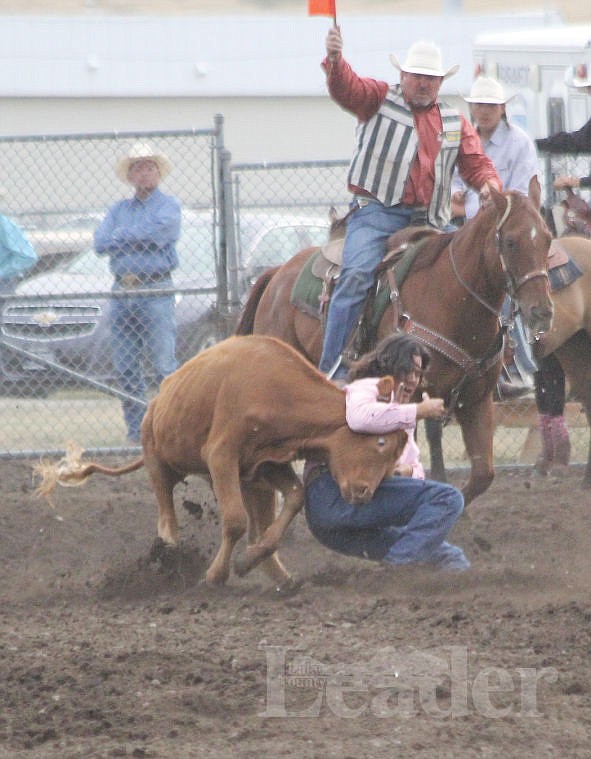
[{"left": 235, "top": 265, "right": 281, "bottom": 335}]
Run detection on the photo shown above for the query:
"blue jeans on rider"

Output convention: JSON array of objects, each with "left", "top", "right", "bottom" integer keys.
[
  {"left": 305, "top": 469, "right": 470, "bottom": 571},
  {"left": 318, "top": 200, "right": 414, "bottom": 378},
  {"left": 110, "top": 283, "right": 178, "bottom": 442}
]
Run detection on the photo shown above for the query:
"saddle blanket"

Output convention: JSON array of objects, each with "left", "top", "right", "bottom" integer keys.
[{"left": 547, "top": 240, "right": 583, "bottom": 291}]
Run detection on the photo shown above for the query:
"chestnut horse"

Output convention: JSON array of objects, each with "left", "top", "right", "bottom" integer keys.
[
  {"left": 236, "top": 189, "right": 553, "bottom": 505},
  {"left": 532, "top": 235, "right": 591, "bottom": 485}
]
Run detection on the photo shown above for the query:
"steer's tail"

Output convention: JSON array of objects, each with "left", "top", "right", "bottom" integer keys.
[{"left": 33, "top": 441, "right": 145, "bottom": 505}]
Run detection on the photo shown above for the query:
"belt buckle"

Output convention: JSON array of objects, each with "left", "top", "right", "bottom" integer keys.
[{"left": 119, "top": 273, "right": 143, "bottom": 289}]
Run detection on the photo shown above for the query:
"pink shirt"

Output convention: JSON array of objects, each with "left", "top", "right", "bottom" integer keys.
[
  {"left": 322, "top": 56, "right": 501, "bottom": 206},
  {"left": 345, "top": 377, "right": 425, "bottom": 479}
]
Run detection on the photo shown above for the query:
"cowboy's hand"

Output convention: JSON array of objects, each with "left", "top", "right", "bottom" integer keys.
[
  {"left": 416, "top": 392, "right": 446, "bottom": 420},
  {"left": 553, "top": 175, "right": 579, "bottom": 190},
  {"left": 326, "top": 26, "right": 343, "bottom": 62}
]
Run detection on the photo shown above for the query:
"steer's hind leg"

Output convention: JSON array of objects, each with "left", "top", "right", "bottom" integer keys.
[
  {"left": 234, "top": 463, "right": 303, "bottom": 587},
  {"left": 143, "top": 455, "right": 183, "bottom": 545}
]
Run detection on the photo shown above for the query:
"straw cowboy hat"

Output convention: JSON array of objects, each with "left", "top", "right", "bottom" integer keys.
[
  {"left": 390, "top": 40, "right": 459, "bottom": 80},
  {"left": 115, "top": 142, "right": 172, "bottom": 183},
  {"left": 464, "top": 76, "right": 511, "bottom": 104}
]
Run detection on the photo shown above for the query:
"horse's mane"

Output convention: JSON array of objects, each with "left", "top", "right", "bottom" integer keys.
[{"left": 405, "top": 230, "right": 455, "bottom": 274}]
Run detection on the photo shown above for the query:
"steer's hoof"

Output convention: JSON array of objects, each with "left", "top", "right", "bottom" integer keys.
[
  {"left": 273, "top": 575, "right": 303, "bottom": 596},
  {"left": 204, "top": 567, "right": 229, "bottom": 587},
  {"left": 233, "top": 544, "right": 272, "bottom": 577}
]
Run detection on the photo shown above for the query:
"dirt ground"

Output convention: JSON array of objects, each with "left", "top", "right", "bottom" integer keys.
[{"left": 1, "top": 458, "right": 590, "bottom": 759}]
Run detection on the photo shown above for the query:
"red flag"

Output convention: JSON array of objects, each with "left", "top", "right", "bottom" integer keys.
[{"left": 308, "top": 0, "right": 336, "bottom": 18}]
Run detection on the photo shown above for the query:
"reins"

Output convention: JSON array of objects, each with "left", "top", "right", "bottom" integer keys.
[{"left": 413, "top": 194, "right": 546, "bottom": 421}]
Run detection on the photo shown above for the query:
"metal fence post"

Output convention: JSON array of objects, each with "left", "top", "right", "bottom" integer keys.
[
  {"left": 213, "top": 114, "right": 229, "bottom": 317},
  {"left": 220, "top": 148, "right": 241, "bottom": 315}
]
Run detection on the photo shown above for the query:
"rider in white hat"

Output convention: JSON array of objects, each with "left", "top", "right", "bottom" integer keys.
[
  {"left": 317, "top": 30, "right": 502, "bottom": 378},
  {"left": 452, "top": 76, "right": 539, "bottom": 220},
  {"left": 450, "top": 75, "right": 541, "bottom": 400}
]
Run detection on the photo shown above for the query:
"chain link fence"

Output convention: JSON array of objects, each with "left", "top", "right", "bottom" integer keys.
[
  {"left": 0, "top": 127, "right": 588, "bottom": 471},
  {"left": 0, "top": 125, "right": 226, "bottom": 457}
]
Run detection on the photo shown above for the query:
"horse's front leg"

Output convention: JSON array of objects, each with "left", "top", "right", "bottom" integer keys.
[
  {"left": 455, "top": 396, "right": 495, "bottom": 506},
  {"left": 424, "top": 418, "right": 447, "bottom": 483}
]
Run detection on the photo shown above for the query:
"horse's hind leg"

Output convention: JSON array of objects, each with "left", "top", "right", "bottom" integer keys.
[{"left": 555, "top": 333, "right": 591, "bottom": 487}]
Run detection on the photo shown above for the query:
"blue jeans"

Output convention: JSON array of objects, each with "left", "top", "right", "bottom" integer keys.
[
  {"left": 305, "top": 470, "right": 469, "bottom": 570},
  {"left": 318, "top": 200, "right": 415, "bottom": 376},
  {"left": 110, "top": 283, "right": 177, "bottom": 440}
]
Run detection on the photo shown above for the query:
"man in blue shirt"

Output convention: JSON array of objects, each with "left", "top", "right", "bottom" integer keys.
[{"left": 95, "top": 143, "right": 181, "bottom": 443}]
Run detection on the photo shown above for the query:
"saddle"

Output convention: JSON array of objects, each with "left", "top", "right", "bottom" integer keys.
[
  {"left": 561, "top": 189, "right": 591, "bottom": 237},
  {"left": 290, "top": 225, "right": 438, "bottom": 358}
]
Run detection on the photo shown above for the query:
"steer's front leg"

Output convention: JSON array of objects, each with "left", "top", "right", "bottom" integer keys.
[{"left": 206, "top": 459, "right": 248, "bottom": 586}]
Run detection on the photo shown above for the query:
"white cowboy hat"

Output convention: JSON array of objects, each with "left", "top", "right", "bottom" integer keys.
[
  {"left": 115, "top": 142, "right": 172, "bottom": 183},
  {"left": 464, "top": 76, "right": 511, "bottom": 104},
  {"left": 572, "top": 63, "right": 591, "bottom": 88},
  {"left": 390, "top": 40, "right": 459, "bottom": 80}
]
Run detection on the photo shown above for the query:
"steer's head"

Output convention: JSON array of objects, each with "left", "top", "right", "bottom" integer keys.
[{"left": 324, "top": 427, "right": 407, "bottom": 505}]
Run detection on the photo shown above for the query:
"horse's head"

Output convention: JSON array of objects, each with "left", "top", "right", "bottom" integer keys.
[{"left": 488, "top": 187, "right": 553, "bottom": 338}]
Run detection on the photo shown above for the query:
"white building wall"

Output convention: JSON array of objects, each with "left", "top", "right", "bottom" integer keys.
[{"left": 0, "top": 12, "right": 562, "bottom": 162}]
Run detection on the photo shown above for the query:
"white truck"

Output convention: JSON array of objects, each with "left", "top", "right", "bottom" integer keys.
[{"left": 472, "top": 24, "right": 591, "bottom": 216}]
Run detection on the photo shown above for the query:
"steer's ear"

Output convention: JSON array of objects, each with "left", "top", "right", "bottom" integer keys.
[{"left": 376, "top": 375, "right": 395, "bottom": 403}]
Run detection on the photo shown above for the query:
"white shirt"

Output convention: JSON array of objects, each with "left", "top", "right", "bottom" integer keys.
[{"left": 451, "top": 119, "right": 539, "bottom": 219}]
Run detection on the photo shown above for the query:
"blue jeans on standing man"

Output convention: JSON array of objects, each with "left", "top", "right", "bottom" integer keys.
[
  {"left": 305, "top": 469, "right": 469, "bottom": 570},
  {"left": 110, "top": 280, "right": 177, "bottom": 442},
  {"left": 318, "top": 199, "right": 416, "bottom": 378}
]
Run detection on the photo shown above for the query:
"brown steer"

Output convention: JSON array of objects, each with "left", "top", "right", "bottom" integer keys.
[{"left": 48, "top": 336, "right": 405, "bottom": 588}]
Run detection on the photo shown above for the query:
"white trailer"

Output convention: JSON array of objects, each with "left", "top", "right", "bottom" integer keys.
[
  {"left": 473, "top": 25, "right": 591, "bottom": 217},
  {"left": 473, "top": 25, "right": 591, "bottom": 139}
]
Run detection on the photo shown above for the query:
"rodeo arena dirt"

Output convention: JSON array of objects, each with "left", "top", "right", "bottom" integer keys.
[{"left": 0, "top": 456, "right": 590, "bottom": 758}]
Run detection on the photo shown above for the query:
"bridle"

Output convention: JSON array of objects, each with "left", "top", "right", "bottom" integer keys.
[
  {"left": 494, "top": 195, "right": 549, "bottom": 299},
  {"left": 449, "top": 193, "right": 549, "bottom": 316},
  {"left": 433, "top": 193, "right": 549, "bottom": 421}
]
